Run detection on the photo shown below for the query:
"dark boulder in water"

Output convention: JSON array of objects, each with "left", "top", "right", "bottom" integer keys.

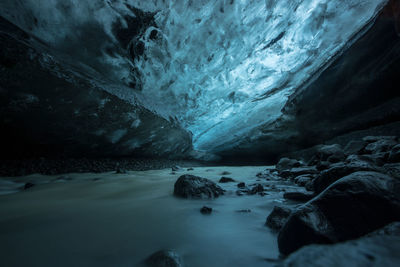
[
  {"left": 174, "top": 175, "right": 224, "bottom": 199},
  {"left": 23, "top": 182, "right": 35, "bottom": 190},
  {"left": 145, "top": 249, "right": 183, "bottom": 267},
  {"left": 218, "top": 177, "right": 235, "bottom": 183},
  {"left": 312, "top": 157, "right": 379, "bottom": 193},
  {"left": 200, "top": 206, "right": 212, "bottom": 214},
  {"left": 265, "top": 206, "right": 292, "bottom": 231},
  {"left": 278, "top": 171, "right": 400, "bottom": 255}
]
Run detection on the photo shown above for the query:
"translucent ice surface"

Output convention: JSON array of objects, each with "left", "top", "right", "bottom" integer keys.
[{"left": 0, "top": 0, "right": 388, "bottom": 152}]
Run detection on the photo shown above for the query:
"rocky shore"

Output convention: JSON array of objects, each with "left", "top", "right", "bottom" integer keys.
[
  {"left": 152, "top": 135, "right": 400, "bottom": 266},
  {"left": 267, "top": 135, "right": 400, "bottom": 265}
]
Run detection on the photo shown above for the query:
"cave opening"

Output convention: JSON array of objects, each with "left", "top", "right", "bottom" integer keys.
[{"left": 0, "top": 1, "right": 400, "bottom": 266}]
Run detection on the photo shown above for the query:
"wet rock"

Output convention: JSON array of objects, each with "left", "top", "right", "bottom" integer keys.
[
  {"left": 276, "top": 158, "right": 302, "bottom": 171},
  {"left": 237, "top": 182, "right": 246, "bottom": 188},
  {"left": 382, "top": 163, "right": 400, "bottom": 180},
  {"left": 187, "top": 167, "right": 194, "bottom": 171},
  {"left": 281, "top": 223, "right": 400, "bottom": 267},
  {"left": 145, "top": 249, "right": 182, "bottom": 267},
  {"left": 316, "top": 161, "right": 331, "bottom": 171},
  {"left": 327, "top": 151, "right": 345, "bottom": 163},
  {"left": 283, "top": 192, "right": 315, "bottom": 202},
  {"left": 388, "top": 144, "right": 400, "bottom": 163},
  {"left": 200, "top": 206, "right": 212, "bottom": 214},
  {"left": 304, "top": 181, "right": 314, "bottom": 192},
  {"left": 316, "top": 144, "right": 343, "bottom": 161},
  {"left": 344, "top": 140, "right": 367, "bottom": 155},
  {"left": 278, "top": 171, "right": 400, "bottom": 255},
  {"left": 256, "top": 169, "right": 279, "bottom": 179},
  {"left": 220, "top": 171, "right": 231, "bottom": 175},
  {"left": 172, "top": 166, "right": 182, "bottom": 171},
  {"left": 249, "top": 184, "right": 264, "bottom": 195},
  {"left": 218, "top": 177, "right": 235, "bottom": 183},
  {"left": 294, "top": 175, "right": 313, "bottom": 186},
  {"left": 173, "top": 175, "right": 224, "bottom": 199},
  {"left": 364, "top": 138, "right": 397, "bottom": 154},
  {"left": 362, "top": 136, "right": 397, "bottom": 143},
  {"left": 313, "top": 158, "right": 379, "bottom": 193},
  {"left": 279, "top": 167, "right": 318, "bottom": 179},
  {"left": 265, "top": 206, "right": 292, "bottom": 231},
  {"left": 23, "top": 182, "right": 35, "bottom": 190},
  {"left": 360, "top": 152, "right": 389, "bottom": 166}
]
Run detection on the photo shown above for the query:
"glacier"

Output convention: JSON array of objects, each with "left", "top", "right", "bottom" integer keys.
[{"left": 0, "top": 0, "right": 388, "bottom": 153}]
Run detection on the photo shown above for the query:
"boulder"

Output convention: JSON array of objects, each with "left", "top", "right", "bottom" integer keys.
[
  {"left": 294, "top": 175, "right": 313, "bottom": 186},
  {"left": 316, "top": 161, "right": 331, "bottom": 171},
  {"left": 173, "top": 175, "right": 224, "bottom": 199},
  {"left": 276, "top": 158, "right": 302, "bottom": 171},
  {"left": 281, "top": 223, "right": 400, "bottom": 267},
  {"left": 278, "top": 172, "right": 400, "bottom": 255},
  {"left": 359, "top": 152, "right": 389, "bottom": 167},
  {"left": 389, "top": 144, "right": 400, "bottom": 163},
  {"left": 364, "top": 138, "right": 397, "bottom": 154},
  {"left": 24, "top": 182, "right": 35, "bottom": 190},
  {"left": 218, "top": 177, "right": 235, "bottom": 183},
  {"left": 237, "top": 182, "right": 246, "bottom": 188},
  {"left": 343, "top": 140, "right": 367, "bottom": 155},
  {"left": 327, "top": 151, "right": 346, "bottom": 163},
  {"left": 283, "top": 192, "right": 315, "bottom": 202},
  {"left": 313, "top": 157, "right": 379, "bottom": 193},
  {"left": 382, "top": 163, "right": 400, "bottom": 180},
  {"left": 248, "top": 184, "right": 265, "bottom": 195},
  {"left": 172, "top": 166, "right": 182, "bottom": 172},
  {"left": 279, "top": 167, "right": 318, "bottom": 179},
  {"left": 316, "top": 144, "right": 343, "bottom": 161},
  {"left": 200, "top": 206, "right": 212, "bottom": 214},
  {"left": 362, "top": 136, "right": 397, "bottom": 143},
  {"left": 265, "top": 206, "right": 292, "bottom": 231},
  {"left": 145, "top": 250, "right": 183, "bottom": 267}
]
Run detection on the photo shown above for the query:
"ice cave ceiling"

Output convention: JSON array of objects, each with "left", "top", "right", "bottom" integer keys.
[{"left": 0, "top": 0, "right": 393, "bottom": 155}]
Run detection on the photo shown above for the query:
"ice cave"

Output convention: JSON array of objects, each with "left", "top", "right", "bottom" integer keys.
[{"left": 0, "top": 0, "right": 400, "bottom": 266}]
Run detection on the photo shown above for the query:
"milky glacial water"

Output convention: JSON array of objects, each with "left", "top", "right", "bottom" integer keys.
[{"left": 0, "top": 166, "right": 300, "bottom": 267}]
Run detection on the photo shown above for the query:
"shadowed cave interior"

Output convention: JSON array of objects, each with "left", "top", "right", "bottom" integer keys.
[{"left": 0, "top": 0, "right": 400, "bottom": 266}]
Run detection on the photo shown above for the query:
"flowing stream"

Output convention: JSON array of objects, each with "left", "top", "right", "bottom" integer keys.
[{"left": 0, "top": 166, "right": 302, "bottom": 267}]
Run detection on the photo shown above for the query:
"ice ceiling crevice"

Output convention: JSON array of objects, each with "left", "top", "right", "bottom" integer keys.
[{"left": 0, "top": 0, "right": 388, "bottom": 153}]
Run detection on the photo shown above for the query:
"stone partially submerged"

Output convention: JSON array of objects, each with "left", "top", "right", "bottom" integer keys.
[
  {"left": 265, "top": 206, "right": 292, "bottom": 231},
  {"left": 173, "top": 175, "right": 224, "bottom": 199},
  {"left": 278, "top": 171, "right": 400, "bottom": 255},
  {"left": 145, "top": 249, "right": 183, "bottom": 267},
  {"left": 280, "top": 223, "right": 400, "bottom": 267}
]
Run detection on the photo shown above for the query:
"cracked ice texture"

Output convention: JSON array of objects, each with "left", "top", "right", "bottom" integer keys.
[{"left": 1, "top": 0, "right": 388, "bottom": 152}]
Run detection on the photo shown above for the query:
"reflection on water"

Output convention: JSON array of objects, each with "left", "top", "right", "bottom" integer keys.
[{"left": 0, "top": 166, "right": 297, "bottom": 267}]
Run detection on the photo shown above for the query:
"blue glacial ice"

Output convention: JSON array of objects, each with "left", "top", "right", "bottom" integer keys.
[{"left": 0, "top": 0, "right": 388, "bottom": 153}]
